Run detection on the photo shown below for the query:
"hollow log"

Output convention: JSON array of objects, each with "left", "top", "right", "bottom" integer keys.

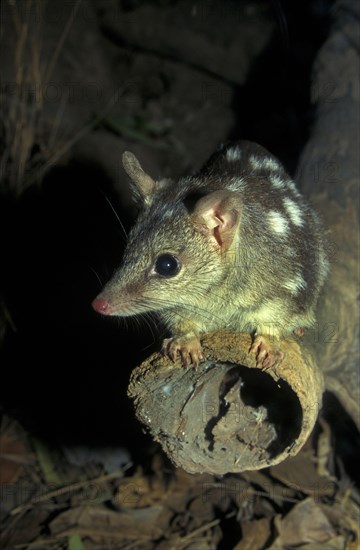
[{"left": 128, "top": 332, "right": 323, "bottom": 474}]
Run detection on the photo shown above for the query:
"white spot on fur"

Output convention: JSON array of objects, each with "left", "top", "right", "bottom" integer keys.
[
  {"left": 283, "top": 197, "right": 304, "bottom": 226},
  {"left": 227, "top": 176, "right": 246, "bottom": 191},
  {"left": 287, "top": 179, "right": 300, "bottom": 196},
  {"left": 270, "top": 174, "right": 286, "bottom": 189},
  {"left": 226, "top": 146, "right": 241, "bottom": 162},
  {"left": 267, "top": 210, "right": 290, "bottom": 235},
  {"left": 249, "top": 155, "right": 263, "bottom": 170},
  {"left": 283, "top": 274, "right": 307, "bottom": 295},
  {"left": 263, "top": 157, "right": 280, "bottom": 171},
  {"left": 250, "top": 155, "right": 280, "bottom": 171}
]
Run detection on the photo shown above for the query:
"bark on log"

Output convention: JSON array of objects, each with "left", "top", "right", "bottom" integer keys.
[
  {"left": 127, "top": 0, "right": 359, "bottom": 472},
  {"left": 128, "top": 333, "right": 323, "bottom": 474}
]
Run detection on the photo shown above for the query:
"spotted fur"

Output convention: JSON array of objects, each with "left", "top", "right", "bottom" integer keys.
[
  {"left": 95, "top": 140, "right": 329, "bottom": 354},
  {"left": 267, "top": 210, "right": 290, "bottom": 236}
]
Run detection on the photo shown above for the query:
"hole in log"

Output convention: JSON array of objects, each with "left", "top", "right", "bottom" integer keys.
[
  {"left": 127, "top": 332, "right": 316, "bottom": 475},
  {"left": 204, "top": 364, "right": 302, "bottom": 460}
]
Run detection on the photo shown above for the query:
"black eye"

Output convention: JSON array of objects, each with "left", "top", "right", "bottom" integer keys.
[{"left": 154, "top": 253, "right": 181, "bottom": 278}]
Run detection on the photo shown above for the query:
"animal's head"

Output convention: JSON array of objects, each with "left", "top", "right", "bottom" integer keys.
[{"left": 92, "top": 152, "right": 242, "bottom": 318}]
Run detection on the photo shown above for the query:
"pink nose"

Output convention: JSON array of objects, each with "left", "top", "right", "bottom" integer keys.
[{"left": 92, "top": 297, "right": 111, "bottom": 315}]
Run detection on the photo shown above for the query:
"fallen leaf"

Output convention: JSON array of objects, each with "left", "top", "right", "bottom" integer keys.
[
  {"left": 270, "top": 450, "right": 335, "bottom": 497},
  {"left": 275, "top": 497, "right": 335, "bottom": 546},
  {"left": 0, "top": 434, "right": 30, "bottom": 484},
  {"left": 50, "top": 504, "right": 165, "bottom": 539},
  {"left": 234, "top": 517, "right": 272, "bottom": 549},
  {"left": 321, "top": 493, "right": 360, "bottom": 543},
  {"left": 242, "top": 469, "right": 298, "bottom": 506},
  {"left": 294, "top": 535, "right": 346, "bottom": 549}
]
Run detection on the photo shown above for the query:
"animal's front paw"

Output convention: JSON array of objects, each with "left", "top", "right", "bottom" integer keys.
[
  {"left": 162, "top": 335, "right": 203, "bottom": 369},
  {"left": 249, "top": 334, "right": 284, "bottom": 369}
]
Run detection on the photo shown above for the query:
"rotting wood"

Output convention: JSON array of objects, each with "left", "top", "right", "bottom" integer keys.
[{"left": 128, "top": 332, "right": 324, "bottom": 473}]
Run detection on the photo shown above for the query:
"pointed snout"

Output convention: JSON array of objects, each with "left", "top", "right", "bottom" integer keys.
[{"left": 91, "top": 296, "right": 112, "bottom": 315}]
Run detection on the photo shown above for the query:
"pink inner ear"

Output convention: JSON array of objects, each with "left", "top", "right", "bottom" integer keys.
[
  {"left": 193, "top": 191, "right": 240, "bottom": 249},
  {"left": 214, "top": 209, "right": 238, "bottom": 247},
  {"left": 213, "top": 225, "right": 223, "bottom": 247}
]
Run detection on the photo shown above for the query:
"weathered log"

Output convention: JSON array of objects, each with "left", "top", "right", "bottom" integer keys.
[{"left": 128, "top": 332, "right": 324, "bottom": 474}]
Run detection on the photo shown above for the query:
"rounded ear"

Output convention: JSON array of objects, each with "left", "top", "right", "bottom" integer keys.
[
  {"left": 191, "top": 190, "right": 241, "bottom": 249},
  {"left": 122, "top": 152, "right": 157, "bottom": 206}
]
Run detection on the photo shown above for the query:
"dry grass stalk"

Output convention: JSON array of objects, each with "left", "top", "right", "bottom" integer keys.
[{"left": 0, "top": 0, "right": 82, "bottom": 195}]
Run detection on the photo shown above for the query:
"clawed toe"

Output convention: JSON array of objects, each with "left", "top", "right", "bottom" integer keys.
[
  {"left": 250, "top": 335, "right": 284, "bottom": 369},
  {"left": 162, "top": 336, "right": 203, "bottom": 369}
]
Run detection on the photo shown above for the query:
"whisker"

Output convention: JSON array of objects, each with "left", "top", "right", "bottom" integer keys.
[
  {"left": 101, "top": 191, "right": 128, "bottom": 241},
  {"left": 88, "top": 265, "right": 104, "bottom": 287}
]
